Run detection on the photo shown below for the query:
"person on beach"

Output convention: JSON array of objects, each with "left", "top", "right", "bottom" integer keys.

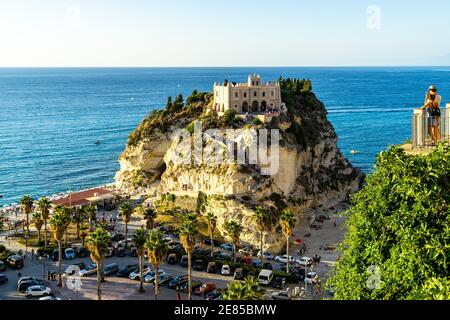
[{"left": 421, "top": 85, "right": 441, "bottom": 145}]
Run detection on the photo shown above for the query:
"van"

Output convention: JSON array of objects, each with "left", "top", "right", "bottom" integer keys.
[
  {"left": 6, "top": 255, "right": 24, "bottom": 269},
  {"left": 258, "top": 269, "right": 274, "bottom": 285}
]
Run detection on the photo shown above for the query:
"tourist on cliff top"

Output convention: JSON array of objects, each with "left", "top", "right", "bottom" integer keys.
[{"left": 421, "top": 85, "right": 441, "bottom": 145}]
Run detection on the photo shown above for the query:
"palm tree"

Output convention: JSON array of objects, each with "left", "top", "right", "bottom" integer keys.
[
  {"left": 205, "top": 212, "right": 217, "bottom": 258},
  {"left": 79, "top": 223, "right": 89, "bottom": 247},
  {"left": 120, "top": 202, "right": 133, "bottom": 249},
  {"left": 84, "top": 205, "right": 97, "bottom": 231},
  {"left": 279, "top": 209, "right": 296, "bottom": 274},
  {"left": 179, "top": 213, "right": 198, "bottom": 300},
  {"left": 54, "top": 205, "right": 71, "bottom": 247},
  {"left": 37, "top": 198, "right": 51, "bottom": 248},
  {"left": 253, "top": 206, "right": 269, "bottom": 261},
  {"left": 50, "top": 209, "right": 67, "bottom": 287},
  {"left": 146, "top": 229, "right": 169, "bottom": 300},
  {"left": 132, "top": 228, "right": 148, "bottom": 293},
  {"left": 19, "top": 195, "right": 34, "bottom": 236},
  {"left": 31, "top": 212, "right": 44, "bottom": 245},
  {"left": 86, "top": 227, "right": 110, "bottom": 300},
  {"left": 222, "top": 276, "right": 265, "bottom": 300},
  {"left": 143, "top": 207, "right": 157, "bottom": 230},
  {"left": 72, "top": 208, "right": 85, "bottom": 239},
  {"left": 224, "top": 221, "right": 243, "bottom": 263}
]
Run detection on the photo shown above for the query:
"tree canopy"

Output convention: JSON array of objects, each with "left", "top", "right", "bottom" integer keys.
[{"left": 328, "top": 144, "right": 450, "bottom": 300}]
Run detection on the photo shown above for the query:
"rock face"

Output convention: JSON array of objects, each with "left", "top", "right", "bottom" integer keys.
[{"left": 115, "top": 85, "right": 364, "bottom": 251}]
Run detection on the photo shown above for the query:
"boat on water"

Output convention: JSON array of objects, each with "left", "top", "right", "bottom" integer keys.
[
  {"left": 95, "top": 140, "right": 101, "bottom": 145},
  {"left": 350, "top": 150, "right": 359, "bottom": 154},
  {"left": 0, "top": 194, "right": 3, "bottom": 198}
]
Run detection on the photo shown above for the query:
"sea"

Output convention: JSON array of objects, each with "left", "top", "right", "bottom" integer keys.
[{"left": 1, "top": 67, "right": 449, "bottom": 206}]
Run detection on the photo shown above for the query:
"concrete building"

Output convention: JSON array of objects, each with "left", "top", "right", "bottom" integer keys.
[{"left": 213, "top": 74, "right": 283, "bottom": 114}]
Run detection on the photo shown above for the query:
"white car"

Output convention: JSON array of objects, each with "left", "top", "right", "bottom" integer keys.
[
  {"left": 129, "top": 265, "right": 151, "bottom": 280},
  {"left": 25, "top": 285, "right": 52, "bottom": 298},
  {"left": 64, "top": 248, "right": 76, "bottom": 260},
  {"left": 143, "top": 269, "right": 166, "bottom": 283},
  {"left": 118, "top": 238, "right": 133, "bottom": 247},
  {"left": 274, "top": 255, "right": 294, "bottom": 264},
  {"left": 221, "top": 265, "right": 231, "bottom": 276},
  {"left": 79, "top": 263, "right": 97, "bottom": 277},
  {"left": 39, "top": 296, "right": 62, "bottom": 301},
  {"left": 305, "top": 272, "right": 318, "bottom": 285},
  {"left": 257, "top": 250, "right": 274, "bottom": 260},
  {"left": 296, "top": 256, "right": 313, "bottom": 267},
  {"left": 238, "top": 248, "right": 252, "bottom": 256}
]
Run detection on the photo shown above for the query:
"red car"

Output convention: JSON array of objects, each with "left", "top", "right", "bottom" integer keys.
[{"left": 194, "top": 283, "right": 217, "bottom": 296}]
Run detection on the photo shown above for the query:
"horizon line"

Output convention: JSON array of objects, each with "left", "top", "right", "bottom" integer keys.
[{"left": 1, "top": 65, "right": 450, "bottom": 69}]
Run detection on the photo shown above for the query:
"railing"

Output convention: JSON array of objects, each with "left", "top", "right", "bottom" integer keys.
[{"left": 412, "top": 105, "right": 450, "bottom": 149}]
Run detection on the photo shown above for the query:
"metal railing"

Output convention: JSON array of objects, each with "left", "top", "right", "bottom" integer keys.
[{"left": 412, "top": 105, "right": 450, "bottom": 149}]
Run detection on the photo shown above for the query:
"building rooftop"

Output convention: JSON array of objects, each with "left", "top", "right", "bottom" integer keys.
[{"left": 51, "top": 187, "right": 114, "bottom": 207}]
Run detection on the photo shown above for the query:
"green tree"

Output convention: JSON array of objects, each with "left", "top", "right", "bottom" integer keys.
[
  {"left": 143, "top": 207, "right": 157, "bottom": 230},
  {"left": 72, "top": 208, "right": 85, "bottom": 239},
  {"left": 31, "top": 212, "right": 44, "bottom": 244},
  {"left": 79, "top": 223, "right": 89, "bottom": 248},
  {"left": 86, "top": 227, "right": 110, "bottom": 301},
  {"left": 19, "top": 195, "right": 34, "bottom": 236},
  {"left": 327, "top": 145, "right": 450, "bottom": 300},
  {"left": 205, "top": 212, "right": 217, "bottom": 258},
  {"left": 146, "top": 229, "right": 169, "bottom": 300},
  {"left": 179, "top": 213, "right": 198, "bottom": 300},
  {"left": 37, "top": 198, "right": 51, "bottom": 248},
  {"left": 165, "top": 96, "right": 173, "bottom": 112},
  {"left": 224, "top": 221, "right": 243, "bottom": 263},
  {"left": 279, "top": 209, "right": 296, "bottom": 274},
  {"left": 222, "top": 276, "right": 265, "bottom": 300},
  {"left": 84, "top": 205, "right": 97, "bottom": 231},
  {"left": 120, "top": 202, "right": 133, "bottom": 249},
  {"left": 50, "top": 209, "right": 67, "bottom": 287},
  {"left": 132, "top": 228, "right": 148, "bottom": 293},
  {"left": 253, "top": 206, "right": 269, "bottom": 261}
]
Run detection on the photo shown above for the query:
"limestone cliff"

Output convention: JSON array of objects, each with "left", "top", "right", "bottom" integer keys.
[{"left": 115, "top": 81, "right": 364, "bottom": 251}]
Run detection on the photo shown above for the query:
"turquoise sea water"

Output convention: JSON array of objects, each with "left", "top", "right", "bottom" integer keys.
[{"left": 0, "top": 67, "right": 449, "bottom": 206}]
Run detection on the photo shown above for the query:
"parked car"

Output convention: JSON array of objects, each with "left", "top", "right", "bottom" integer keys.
[
  {"left": 129, "top": 247, "right": 138, "bottom": 257},
  {"left": 296, "top": 256, "right": 313, "bottom": 267},
  {"left": 105, "top": 247, "right": 115, "bottom": 258},
  {"left": 0, "top": 261, "right": 6, "bottom": 271},
  {"left": 102, "top": 263, "right": 119, "bottom": 276},
  {"left": 238, "top": 246, "right": 253, "bottom": 256},
  {"left": 110, "top": 233, "right": 125, "bottom": 242},
  {"left": 220, "top": 243, "right": 233, "bottom": 251},
  {"left": 272, "top": 276, "right": 286, "bottom": 289},
  {"left": 168, "top": 274, "right": 188, "bottom": 289},
  {"left": 51, "top": 250, "right": 59, "bottom": 262},
  {"left": 0, "top": 274, "right": 8, "bottom": 285},
  {"left": 205, "top": 289, "right": 222, "bottom": 300},
  {"left": 180, "top": 255, "right": 189, "bottom": 267},
  {"left": 63, "top": 263, "right": 86, "bottom": 276},
  {"left": 117, "top": 264, "right": 139, "bottom": 277},
  {"left": 305, "top": 272, "right": 318, "bottom": 285},
  {"left": 17, "top": 276, "right": 41, "bottom": 286},
  {"left": 221, "top": 264, "right": 231, "bottom": 276},
  {"left": 17, "top": 279, "right": 45, "bottom": 292},
  {"left": 167, "top": 253, "right": 177, "bottom": 265},
  {"left": 257, "top": 250, "right": 274, "bottom": 260},
  {"left": 233, "top": 268, "right": 245, "bottom": 280},
  {"left": 143, "top": 269, "right": 166, "bottom": 283},
  {"left": 39, "top": 296, "right": 62, "bottom": 301},
  {"left": 180, "top": 280, "right": 202, "bottom": 293},
  {"left": 195, "top": 283, "right": 216, "bottom": 296},
  {"left": 262, "top": 262, "right": 273, "bottom": 270},
  {"left": 116, "top": 247, "right": 126, "bottom": 257},
  {"left": 258, "top": 269, "right": 274, "bottom": 285},
  {"left": 25, "top": 285, "right": 52, "bottom": 298},
  {"left": 75, "top": 247, "right": 89, "bottom": 258},
  {"left": 64, "top": 248, "right": 76, "bottom": 260},
  {"left": 216, "top": 252, "right": 232, "bottom": 261},
  {"left": 271, "top": 290, "right": 292, "bottom": 300},
  {"left": 118, "top": 238, "right": 133, "bottom": 248},
  {"left": 79, "top": 263, "right": 97, "bottom": 277},
  {"left": 168, "top": 241, "right": 182, "bottom": 250},
  {"left": 6, "top": 255, "right": 24, "bottom": 269},
  {"left": 204, "top": 239, "right": 217, "bottom": 246},
  {"left": 207, "top": 262, "right": 217, "bottom": 274},
  {"left": 251, "top": 258, "right": 262, "bottom": 268},
  {"left": 194, "top": 260, "right": 204, "bottom": 271},
  {"left": 274, "top": 255, "right": 294, "bottom": 264},
  {"left": 129, "top": 265, "right": 151, "bottom": 280},
  {"left": 158, "top": 273, "right": 174, "bottom": 286}
]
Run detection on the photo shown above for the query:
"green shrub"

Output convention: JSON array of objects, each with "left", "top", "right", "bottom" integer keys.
[{"left": 221, "top": 109, "right": 237, "bottom": 126}]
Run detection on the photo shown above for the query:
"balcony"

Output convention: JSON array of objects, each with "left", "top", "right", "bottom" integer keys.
[{"left": 411, "top": 103, "right": 449, "bottom": 149}]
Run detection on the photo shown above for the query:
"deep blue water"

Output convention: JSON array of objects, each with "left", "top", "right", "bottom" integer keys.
[{"left": 1, "top": 67, "right": 449, "bottom": 206}]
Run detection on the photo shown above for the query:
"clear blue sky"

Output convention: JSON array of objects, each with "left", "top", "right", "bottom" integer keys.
[{"left": 1, "top": 0, "right": 449, "bottom": 67}]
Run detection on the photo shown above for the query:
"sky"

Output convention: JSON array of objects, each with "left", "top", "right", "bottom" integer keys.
[{"left": 0, "top": 0, "right": 449, "bottom": 67}]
